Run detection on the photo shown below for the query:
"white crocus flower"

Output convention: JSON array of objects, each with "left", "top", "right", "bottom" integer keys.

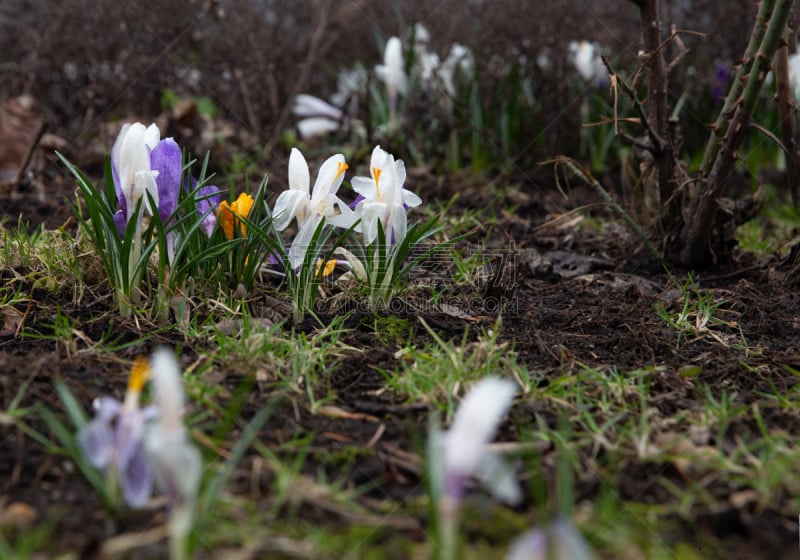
[
  {"left": 273, "top": 148, "right": 355, "bottom": 269},
  {"left": 351, "top": 145, "right": 421, "bottom": 247},
  {"left": 439, "top": 43, "right": 474, "bottom": 97},
  {"left": 293, "top": 94, "right": 344, "bottom": 121},
  {"left": 293, "top": 94, "right": 345, "bottom": 139},
  {"left": 296, "top": 117, "right": 341, "bottom": 139},
  {"left": 145, "top": 348, "right": 201, "bottom": 560},
  {"left": 569, "top": 40, "right": 606, "bottom": 85},
  {"left": 330, "top": 64, "right": 367, "bottom": 112},
  {"left": 375, "top": 36, "right": 407, "bottom": 118},
  {"left": 112, "top": 122, "right": 161, "bottom": 222},
  {"left": 430, "top": 376, "right": 520, "bottom": 560},
  {"left": 442, "top": 376, "right": 521, "bottom": 504}
]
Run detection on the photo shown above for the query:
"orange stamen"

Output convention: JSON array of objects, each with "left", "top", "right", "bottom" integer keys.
[
  {"left": 372, "top": 167, "right": 382, "bottom": 198},
  {"left": 127, "top": 356, "right": 150, "bottom": 393}
]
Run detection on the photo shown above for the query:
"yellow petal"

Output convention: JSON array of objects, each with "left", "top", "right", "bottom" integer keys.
[
  {"left": 216, "top": 200, "right": 234, "bottom": 240},
  {"left": 232, "top": 193, "right": 254, "bottom": 219},
  {"left": 315, "top": 258, "right": 337, "bottom": 279}
]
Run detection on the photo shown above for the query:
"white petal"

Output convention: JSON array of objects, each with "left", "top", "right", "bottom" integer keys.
[
  {"left": 311, "top": 153, "right": 347, "bottom": 202},
  {"left": 293, "top": 94, "right": 343, "bottom": 121},
  {"left": 143, "top": 123, "right": 161, "bottom": 149},
  {"left": 149, "top": 347, "right": 185, "bottom": 436},
  {"left": 135, "top": 170, "right": 159, "bottom": 216},
  {"left": 370, "top": 145, "right": 390, "bottom": 171},
  {"left": 273, "top": 189, "right": 309, "bottom": 231},
  {"left": 288, "top": 148, "right": 311, "bottom": 193},
  {"left": 506, "top": 520, "right": 594, "bottom": 560},
  {"left": 326, "top": 199, "right": 357, "bottom": 229},
  {"left": 360, "top": 201, "right": 386, "bottom": 245},
  {"left": 288, "top": 215, "right": 322, "bottom": 270},
  {"left": 390, "top": 205, "right": 407, "bottom": 245},
  {"left": 351, "top": 176, "right": 377, "bottom": 200},
  {"left": 394, "top": 158, "right": 407, "bottom": 188},
  {"left": 445, "top": 377, "right": 516, "bottom": 478},
  {"left": 402, "top": 189, "right": 422, "bottom": 208},
  {"left": 474, "top": 452, "right": 522, "bottom": 505},
  {"left": 297, "top": 117, "right": 340, "bottom": 138}
]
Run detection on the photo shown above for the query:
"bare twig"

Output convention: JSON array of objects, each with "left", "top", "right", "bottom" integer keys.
[
  {"left": 665, "top": 24, "right": 690, "bottom": 73},
  {"left": 14, "top": 121, "right": 47, "bottom": 186},
  {"left": 551, "top": 156, "right": 662, "bottom": 261},
  {"left": 602, "top": 56, "right": 663, "bottom": 153},
  {"left": 234, "top": 67, "right": 259, "bottom": 134}
]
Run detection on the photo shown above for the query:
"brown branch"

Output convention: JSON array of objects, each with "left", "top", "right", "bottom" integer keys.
[{"left": 774, "top": 28, "right": 800, "bottom": 203}]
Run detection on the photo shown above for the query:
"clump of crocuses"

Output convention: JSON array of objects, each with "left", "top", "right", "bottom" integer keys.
[{"left": 270, "top": 144, "right": 436, "bottom": 317}]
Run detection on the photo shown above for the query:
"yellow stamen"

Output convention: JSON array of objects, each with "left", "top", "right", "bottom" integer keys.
[
  {"left": 336, "top": 161, "right": 349, "bottom": 178},
  {"left": 127, "top": 356, "right": 150, "bottom": 393}
]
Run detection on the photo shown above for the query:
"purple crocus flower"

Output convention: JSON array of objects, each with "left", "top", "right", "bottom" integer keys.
[
  {"left": 77, "top": 357, "right": 159, "bottom": 508},
  {"left": 110, "top": 123, "right": 182, "bottom": 248},
  {"left": 711, "top": 63, "right": 730, "bottom": 105},
  {"left": 184, "top": 177, "right": 222, "bottom": 238},
  {"left": 151, "top": 138, "right": 182, "bottom": 263}
]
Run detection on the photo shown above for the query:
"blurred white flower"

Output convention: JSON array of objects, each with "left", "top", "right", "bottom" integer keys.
[
  {"left": 439, "top": 43, "right": 474, "bottom": 97},
  {"left": 293, "top": 94, "right": 345, "bottom": 138},
  {"left": 330, "top": 64, "right": 368, "bottom": 110},
  {"left": 788, "top": 52, "right": 800, "bottom": 100},
  {"left": 296, "top": 117, "right": 341, "bottom": 139},
  {"left": 441, "top": 376, "right": 520, "bottom": 504},
  {"left": 145, "top": 348, "right": 202, "bottom": 553},
  {"left": 506, "top": 518, "right": 594, "bottom": 560},
  {"left": 375, "top": 36, "right": 408, "bottom": 116},
  {"left": 568, "top": 40, "right": 606, "bottom": 86},
  {"left": 293, "top": 94, "right": 344, "bottom": 121}
]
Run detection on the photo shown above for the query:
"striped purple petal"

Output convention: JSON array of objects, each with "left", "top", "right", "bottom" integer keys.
[{"left": 150, "top": 138, "right": 182, "bottom": 225}]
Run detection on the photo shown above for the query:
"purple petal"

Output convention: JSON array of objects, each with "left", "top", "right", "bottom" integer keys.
[
  {"left": 77, "top": 417, "right": 115, "bottom": 469},
  {"left": 196, "top": 185, "right": 222, "bottom": 238},
  {"left": 111, "top": 136, "right": 124, "bottom": 211},
  {"left": 115, "top": 410, "right": 145, "bottom": 470},
  {"left": 120, "top": 441, "right": 153, "bottom": 508},
  {"left": 350, "top": 194, "right": 365, "bottom": 210},
  {"left": 506, "top": 528, "right": 547, "bottom": 560},
  {"left": 94, "top": 397, "right": 123, "bottom": 421},
  {"left": 113, "top": 209, "right": 127, "bottom": 238},
  {"left": 150, "top": 138, "right": 182, "bottom": 225}
]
